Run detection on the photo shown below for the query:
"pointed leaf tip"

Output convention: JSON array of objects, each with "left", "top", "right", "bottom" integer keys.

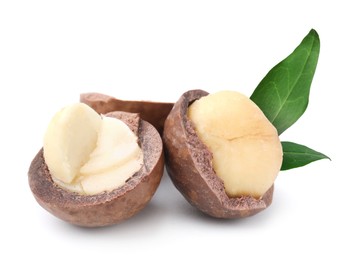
[
  {"left": 281, "top": 141, "right": 330, "bottom": 171},
  {"left": 251, "top": 29, "right": 320, "bottom": 135}
]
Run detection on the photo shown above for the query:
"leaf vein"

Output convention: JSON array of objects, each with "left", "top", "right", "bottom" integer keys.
[{"left": 269, "top": 41, "right": 316, "bottom": 123}]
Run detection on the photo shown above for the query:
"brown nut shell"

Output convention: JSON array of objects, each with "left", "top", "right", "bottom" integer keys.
[
  {"left": 80, "top": 92, "right": 173, "bottom": 135},
  {"left": 163, "top": 89, "right": 273, "bottom": 218},
  {"left": 28, "top": 111, "right": 164, "bottom": 227}
]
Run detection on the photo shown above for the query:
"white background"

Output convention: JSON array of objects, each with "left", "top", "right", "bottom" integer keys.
[{"left": 1, "top": 0, "right": 355, "bottom": 259}]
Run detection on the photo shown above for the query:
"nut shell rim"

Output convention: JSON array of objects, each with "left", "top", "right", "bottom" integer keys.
[
  {"left": 163, "top": 89, "right": 274, "bottom": 219},
  {"left": 28, "top": 113, "right": 164, "bottom": 227}
]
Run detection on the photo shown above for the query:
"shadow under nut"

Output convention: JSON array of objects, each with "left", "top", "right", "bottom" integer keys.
[
  {"left": 28, "top": 114, "right": 164, "bottom": 227},
  {"left": 163, "top": 89, "right": 274, "bottom": 219}
]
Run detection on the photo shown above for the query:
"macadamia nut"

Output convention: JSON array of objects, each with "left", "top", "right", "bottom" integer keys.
[
  {"left": 188, "top": 90, "right": 283, "bottom": 198},
  {"left": 44, "top": 103, "right": 143, "bottom": 195}
]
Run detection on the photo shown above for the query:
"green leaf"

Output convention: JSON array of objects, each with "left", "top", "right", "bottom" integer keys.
[
  {"left": 281, "top": 141, "right": 330, "bottom": 171},
  {"left": 251, "top": 29, "right": 320, "bottom": 135}
]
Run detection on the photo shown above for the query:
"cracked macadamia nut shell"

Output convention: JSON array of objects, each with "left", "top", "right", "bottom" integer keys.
[
  {"left": 28, "top": 111, "right": 164, "bottom": 227},
  {"left": 163, "top": 89, "right": 273, "bottom": 218},
  {"left": 80, "top": 92, "right": 174, "bottom": 135}
]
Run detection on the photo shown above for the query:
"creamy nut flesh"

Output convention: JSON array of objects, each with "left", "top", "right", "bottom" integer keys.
[
  {"left": 43, "top": 103, "right": 143, "bottom": 195},
  {"left": 188, "top": 90, "right": 283, "bottom": 198}
]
